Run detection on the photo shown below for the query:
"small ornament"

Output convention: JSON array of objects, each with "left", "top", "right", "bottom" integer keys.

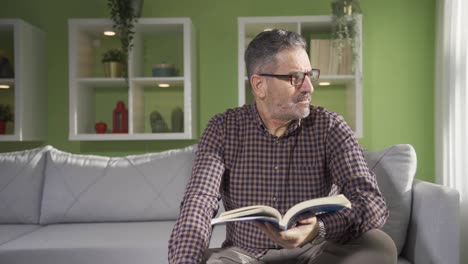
[
  {"left": 150, "top": 110, "right": 168, "bottom": 133},
  {"left": 171, "top": 107, "right": 184, "bottom": 132},
  {"left": 95, "top": 121, "right": 107, "bottom": 134},
  {"left": 112, "top": 101, "right": 128, "bottom": 133},
  {"left": 0, "top": 56, "right": 14, "bottom": 78}
]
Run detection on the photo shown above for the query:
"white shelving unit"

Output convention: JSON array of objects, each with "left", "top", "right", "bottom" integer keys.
[
  {"left": 238, "top": 16, "right": 363, "bottom": 138},
  {"left": 0, "top": 19, "right": 46, "bottom": 141},
  {"left": 68, "top": 18, "right": 196, "bottom": 141}
]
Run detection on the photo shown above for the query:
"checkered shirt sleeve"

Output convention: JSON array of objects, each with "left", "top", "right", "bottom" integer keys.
[
  {"left": 318, "top": 114, "right": 389, "bottom": 242},
  {"left": 168, "top": 115, "right": 225, "bottom": 264}
]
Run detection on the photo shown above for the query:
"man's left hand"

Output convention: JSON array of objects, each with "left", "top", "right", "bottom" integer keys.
[{"left": 253, "top": 215, "right": 319, "bottom": 249}]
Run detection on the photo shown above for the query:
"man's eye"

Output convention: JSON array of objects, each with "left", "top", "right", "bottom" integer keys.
[{"left": 292, "top": 73, "right": 302, "bottom": 80}]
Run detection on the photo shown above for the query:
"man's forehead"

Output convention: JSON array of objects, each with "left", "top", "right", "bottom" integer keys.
[{"left": 274, "top": 48, "right": 311, "bottom": 72}]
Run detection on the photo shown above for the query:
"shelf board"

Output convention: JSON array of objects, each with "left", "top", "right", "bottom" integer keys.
[
  {"left": 77, "top": 77, "right": 185, "bottom": 88},
  {"left": 70, "top": 132, "right": 189, "bottom": 141},
  {"left": 319, "top": 75, "right": 355, "bottom": 85},
  {"left": 132, "top": 77, "right": 184, "bottom": 87},
  {"left": 0, "top": 135, "right": 20, "bottom": 141},
  {"left": 77, "top": 78, "right": 127, "bottom": 88},
  {"left": 245, "top": 23, "right": 298, "bottom": 37},
  {"left": 0, "top": 78, "right": 14, "bottom": 87}
]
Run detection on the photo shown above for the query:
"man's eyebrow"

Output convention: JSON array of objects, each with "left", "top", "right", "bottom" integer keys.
[{"left": 287, "top": 70, "right": 312, "bottom": 74}]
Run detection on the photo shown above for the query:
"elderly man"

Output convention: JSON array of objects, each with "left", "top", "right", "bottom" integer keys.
[{"left": 168, "top": 29, "right": 397, "bottom": 264}]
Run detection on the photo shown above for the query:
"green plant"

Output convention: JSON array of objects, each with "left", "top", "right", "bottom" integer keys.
[
  {"left": 102, "top": 48, "right": 125, "bottom": 63},
  {"left": 0, "top": 104, "right": 13, "bottom": 122},
  {"left": 107, "top": 0, "right": 142, "bottom": 81},
  {"left": 331, "top": 0, "right": 361, "bottom": 72}
]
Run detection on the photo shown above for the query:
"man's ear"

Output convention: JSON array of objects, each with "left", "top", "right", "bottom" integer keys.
[{"left": 250, "top": 74, "right": 266, "bottom": 99}]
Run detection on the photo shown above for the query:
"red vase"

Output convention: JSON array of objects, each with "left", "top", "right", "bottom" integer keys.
[
  {"left": 112, "top": 101, "right": 128, "bottom": 133},
  {"left": 0, "top": 121, "right": 5, "bottom": 134},
  {"left": 95, "top": 122, "right": 107, "bottom": 134}
]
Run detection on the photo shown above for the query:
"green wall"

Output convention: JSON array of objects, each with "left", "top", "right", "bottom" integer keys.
[{"left": 0, "top": 0, "right": 436, "bottom": 182}]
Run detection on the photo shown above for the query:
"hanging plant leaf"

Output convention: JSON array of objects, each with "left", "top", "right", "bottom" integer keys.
[
  {"left": 330, "top": 0, "right": 361, "bottom": 72},
  {"left": 107, "top": 0, "right": 143, "bottom": 85}
]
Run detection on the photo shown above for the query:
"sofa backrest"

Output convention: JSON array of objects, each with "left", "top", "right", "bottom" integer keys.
[
  {"left": 364, "top": 144, "right": 417, "bottom": 255},
  {"left": 39, "top": 145, "right": 196, "bottom": 224},
  {"left": 0, "top": 145, "right": 52, "bottom": 224}
]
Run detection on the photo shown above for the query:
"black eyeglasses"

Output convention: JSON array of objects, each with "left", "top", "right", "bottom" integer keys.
[{"left": 259, "top": 69, "right": 320, "bottom": 88}]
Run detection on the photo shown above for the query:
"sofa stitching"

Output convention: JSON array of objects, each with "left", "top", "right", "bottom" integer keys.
[
  {"left": 126, "top": 157, "right": 167, "bottom": 216},
  {"left": 368, "top": 145, "right": 394, "bottom": 170},
  {"left": 38, "top": 148, "right": 51, "bottom": 224},
  {"left": 0, "top": 199, "right": 17, "bottom": 223},
  {"left": 142, "top": 173, "right": 181, "bottom": 216},
  {"left": 61, "top": 158, "right": 112, "bottom": 221},
  {"left": 0, "top": 148, "right": 44, "bottom": 223},
  {"left": 127, "top": 156, "right": 188, "bottom": 217},
  {"left": 44, "top": 156, "right": 80, "bottom": 222}
]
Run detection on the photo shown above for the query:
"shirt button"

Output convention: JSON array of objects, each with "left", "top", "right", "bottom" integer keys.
[
  {"left": 274, "top": 166, "right": 279, "bottom": 170},
  {"left": 272, "top": 196, "right": 277, "bottom": 202}
]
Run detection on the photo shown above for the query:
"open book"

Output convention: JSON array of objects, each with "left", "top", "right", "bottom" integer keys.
[{"left": 211, "top": 194, "right": 351, "bottom": 231}]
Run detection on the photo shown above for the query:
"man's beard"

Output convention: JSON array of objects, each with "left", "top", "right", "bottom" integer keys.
[{"left": 272, "top": 94, "right": 311, "bottom": 120}]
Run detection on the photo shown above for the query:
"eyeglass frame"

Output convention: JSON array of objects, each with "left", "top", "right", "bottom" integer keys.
[{"left": 259, "top": 69, "right": 320, "bottom": 88}]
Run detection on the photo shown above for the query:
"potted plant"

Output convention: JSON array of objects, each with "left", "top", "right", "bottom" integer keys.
[
  {"left": 107, "top": 0, "right": 143, "bottom": 82},
  {"left": 102, "top": 48, "right": 125, "bottom": 77},
  {"left": 331, "top": 0, "right": 361, "bottom": 72},
  {"left": 0, "top": 104, "right": 13, "bottom": 134}
]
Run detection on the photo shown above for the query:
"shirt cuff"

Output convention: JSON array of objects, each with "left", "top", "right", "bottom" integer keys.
[{"left": 316, "top": 211, "right": 347, "bottom": 241}]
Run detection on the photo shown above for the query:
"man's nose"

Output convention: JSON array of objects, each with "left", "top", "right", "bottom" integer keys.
[{"left": 299, "top": 75, "right": 314, "bottom": 93}]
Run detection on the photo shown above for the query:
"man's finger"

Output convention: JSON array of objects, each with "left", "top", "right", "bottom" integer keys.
[{"left": 297, "top": 216, "right": 317, "bottom": 224}]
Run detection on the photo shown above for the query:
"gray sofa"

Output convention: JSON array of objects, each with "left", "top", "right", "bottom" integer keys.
[{"left": 0, "top": 144, "right": 459, "bottom": 264}]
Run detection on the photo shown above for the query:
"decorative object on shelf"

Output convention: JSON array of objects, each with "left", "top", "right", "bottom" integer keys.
[
  {"left": 309, "top": 39, "right": 352, "bottom": 75},
  {"left": 107, "top": 0, "right": 143, "bottom": 83},
  {"left": 330, "top": 0, "right": 361, "bottom": 72},
  {"left": 0, "top": 104, "right": 13, "bottom": 135},
  {"left": 102, "top": 48, "right": 124, "bottom": 77},
  {"left": 112, "top": 101, "right": 128, "bottom": 133},
  {"left": 95, "top": 121, "right": 108, "bottom": 133},
  {"left": 150, "top": 110, "right": 168, "bottom": 133},
  {"left": 171, "top": 107, "right": 184, "bottom": 132},
  {"left": 0, "top": 55, "right": 14, "bottom": 78},
  {"left": 152, "top": 62, "right": 176, "bottom": 77}
]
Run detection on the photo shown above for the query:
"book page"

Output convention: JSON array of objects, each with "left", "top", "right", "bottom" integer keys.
[
  {"left": 211, "top": 216, "right": 279, "bottom": 226},
  {"left": 279, "top": 194, "right": 351, "bottom": 228}
]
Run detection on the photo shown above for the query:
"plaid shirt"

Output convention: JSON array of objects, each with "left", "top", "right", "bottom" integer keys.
[{"left": 168, "top": 104, "right": 388, "bottom": 264}]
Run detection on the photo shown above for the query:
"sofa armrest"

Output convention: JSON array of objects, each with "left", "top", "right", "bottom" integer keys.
[{"left": 401, "top": 179, "right": 459, "bottom": 264}]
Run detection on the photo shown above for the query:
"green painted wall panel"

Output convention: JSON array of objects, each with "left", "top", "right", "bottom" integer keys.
[{"left": 0, "top": 0, "right": 436, "bottom": 182}]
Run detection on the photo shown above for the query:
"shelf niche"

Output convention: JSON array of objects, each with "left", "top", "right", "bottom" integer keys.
[{"left": 68, "top": 18, "right": 197, "bottom": 141}]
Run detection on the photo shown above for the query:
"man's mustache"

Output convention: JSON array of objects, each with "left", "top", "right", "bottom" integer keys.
[{"left": 293, "top": 94, "right": 311, "bottom": 103}]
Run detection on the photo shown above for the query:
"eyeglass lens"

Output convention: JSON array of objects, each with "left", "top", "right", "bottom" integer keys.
[{"left": 292, "top": 71, "right": 319, "bottom": 86}]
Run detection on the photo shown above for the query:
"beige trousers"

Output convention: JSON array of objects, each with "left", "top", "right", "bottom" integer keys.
[{"left": 204, "top": 229, "right": 397, "bottom": 264}]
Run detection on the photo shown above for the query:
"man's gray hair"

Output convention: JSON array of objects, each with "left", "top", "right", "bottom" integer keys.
[{"left": 244, "top": 29, "right": 307, "bottom": 79}]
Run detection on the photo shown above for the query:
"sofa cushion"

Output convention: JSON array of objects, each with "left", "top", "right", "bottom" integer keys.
[
  {"left": 0, "top": 222, "right": 175, "bottom": 264},
  {"left": 0, "top": 145, "right": 52, "bottom": 224},
  {"left": 40, "top": 145, "right": 196, "bottom": 224},
  {"left": 364, "top": 144, "right": 417, "bottom": 254}
]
